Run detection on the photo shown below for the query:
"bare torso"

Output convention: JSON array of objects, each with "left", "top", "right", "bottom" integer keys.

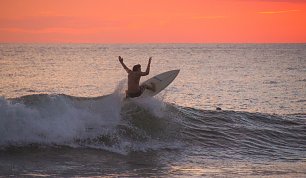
[
  {"left": 128, "top": 71, "right": 142, "bottom": 93},
  {"left": 119, "top": 56, "right": 152, "bottom": 95}
]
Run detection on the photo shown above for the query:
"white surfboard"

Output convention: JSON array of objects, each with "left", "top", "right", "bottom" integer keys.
[{"left": 140, "top": 69, "right": 180, "bottom": 97}]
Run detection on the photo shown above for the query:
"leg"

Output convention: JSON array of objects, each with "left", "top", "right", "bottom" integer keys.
[{"left": 143, "top": 82, "right": 156, "bottom": 92}]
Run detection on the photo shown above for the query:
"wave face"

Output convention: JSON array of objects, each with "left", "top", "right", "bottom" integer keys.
[
  {"left": 178, "top": 107, "right": 306, "bottom": 161},
  {"left": 0, "top": 93, "right": 305, "bottom": 160},
  {"left": 0, "top": 92, "right": 182, "bottom": 154}
]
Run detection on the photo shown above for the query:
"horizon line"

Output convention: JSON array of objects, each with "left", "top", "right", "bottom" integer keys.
[{"left": 1, "top": 42, "right": 306, "bottom": 45}]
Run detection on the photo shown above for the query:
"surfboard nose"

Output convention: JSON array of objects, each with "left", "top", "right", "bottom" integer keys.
[{"left": 170, "top": 69, "right": 180, "bottom": 77}]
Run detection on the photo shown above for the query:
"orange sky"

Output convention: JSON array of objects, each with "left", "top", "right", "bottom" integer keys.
[{"left": 0, "top": 0, "right": 305, "bottom": 43}]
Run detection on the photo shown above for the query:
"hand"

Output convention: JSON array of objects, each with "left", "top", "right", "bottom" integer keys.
[{"left": 118, "top": 56, "right": 123, "bottom": 63}]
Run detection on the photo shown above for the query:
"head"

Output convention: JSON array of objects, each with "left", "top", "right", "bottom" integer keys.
[{"left": 133, "top": 64, "right": 141, "bottom": 71}]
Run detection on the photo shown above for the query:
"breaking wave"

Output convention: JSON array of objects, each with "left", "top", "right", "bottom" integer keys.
[{"left": 0, "top": 86, "right": 305, "bottom": 160}]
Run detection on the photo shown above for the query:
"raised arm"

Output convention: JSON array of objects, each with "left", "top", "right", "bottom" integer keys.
[
  {"left": 119, "top": 56, "right": 131, "bottom": 73},
  {"left": 140, "top": 57, "right": 152, "bottom": 76}
]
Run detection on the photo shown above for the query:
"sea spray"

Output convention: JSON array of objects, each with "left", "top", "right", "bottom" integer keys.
[
  {"left": 0, "top": 80, "right": 127, "bottom": 148},
  {"left": 0, "top": 80, "right": 183, "bottom": 154},
  {"left": 0, "top": 95, "right": 104, "bottom": 146}
]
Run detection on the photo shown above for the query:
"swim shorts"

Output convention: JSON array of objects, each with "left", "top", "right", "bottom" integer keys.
[{"left": 126, "top": 85, "right": 146, "bottom": 98}]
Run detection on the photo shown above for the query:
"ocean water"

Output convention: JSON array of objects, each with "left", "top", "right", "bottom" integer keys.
[{"left": 0, "top": 43, "right": 305, "bottom": 177}]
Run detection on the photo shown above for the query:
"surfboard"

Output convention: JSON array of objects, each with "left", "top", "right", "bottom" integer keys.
[{"left": 140, "top": 69, "right": 180, "bottom": 97}]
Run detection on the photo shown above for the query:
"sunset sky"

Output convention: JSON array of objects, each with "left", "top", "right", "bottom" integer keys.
[{"left": 0, "top": 0, "right": 305, "bottom": 43}]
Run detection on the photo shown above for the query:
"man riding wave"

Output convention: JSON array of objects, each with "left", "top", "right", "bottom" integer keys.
[{"left": 119, "top": 56, "right": 155, "bottom": 98}]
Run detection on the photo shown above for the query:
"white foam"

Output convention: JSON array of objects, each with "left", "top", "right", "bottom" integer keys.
[
  {"left": 0, "top": 80, "right": 182, "bottom": 154},
  {"left": 131, "top": 96, "right": 167, "bottom": 118},
  {"left": 0, "top": 81, "right": 126, "bottom": 147}
]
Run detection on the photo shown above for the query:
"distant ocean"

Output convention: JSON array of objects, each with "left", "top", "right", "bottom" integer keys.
[{"left": 0, "top": 44, "right": 305, "bottom": 177}]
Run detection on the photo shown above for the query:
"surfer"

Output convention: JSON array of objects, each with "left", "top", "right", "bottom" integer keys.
[{"left": 119, "top": 56, "right": 155, "bottom": 98}]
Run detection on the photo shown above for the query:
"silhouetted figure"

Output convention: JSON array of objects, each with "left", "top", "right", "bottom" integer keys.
[{"left": 119, "top": 56, "right": 155, "bottom": 98}]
